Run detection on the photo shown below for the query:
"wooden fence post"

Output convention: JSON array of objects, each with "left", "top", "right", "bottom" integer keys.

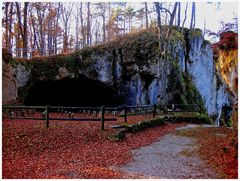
[
  {"left": 199, "top": 105, "right": 202, "bottom": 115},
  {"left": 46, "top": 105, "right": 49, "bottom": 128},
  {"left": 153, "top": 104, "right": 157, "bottom": 118},
  {"left": 124, "top": 106, "right": 127, "bottom": 122},
  {"left": 101, "top": 106, "right": 105, "bottom": 131}
]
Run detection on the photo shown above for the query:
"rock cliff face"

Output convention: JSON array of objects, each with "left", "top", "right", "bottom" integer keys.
[
  {"left": 2, "top": 27, "right": 229, "bottom": 121},
  {"left": 2, "top": 61, "right": 18, "bottom": 104},
  {"left": 185, "top": 30, "right": 229, "bottom": 120}
]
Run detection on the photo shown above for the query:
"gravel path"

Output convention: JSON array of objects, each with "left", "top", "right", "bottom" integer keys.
[{"left": 118, "top": 124, "right": 221, "bottom": 179}]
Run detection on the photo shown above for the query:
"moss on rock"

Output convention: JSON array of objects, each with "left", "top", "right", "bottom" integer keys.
[
  {"left": 188, "top": 28, "right": 203, "bottom": 39},
  {"left": 110, "top": 115, "right": 211, "bottom": 141}
]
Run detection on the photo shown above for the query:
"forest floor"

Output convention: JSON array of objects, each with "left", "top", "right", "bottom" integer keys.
[{"left": 2, "top": 115, "right": 238, "bottom": 179}]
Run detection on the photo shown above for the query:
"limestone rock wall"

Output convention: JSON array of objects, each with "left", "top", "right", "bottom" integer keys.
[
  {"left": 186, "top": 32, "right": 228, "bottom": 116},
  {"left": 2, "top": 61, "right": 17, "bottom": 104},
  {"left": 2, "top": 28, "right": 230, "bottom": 122}
]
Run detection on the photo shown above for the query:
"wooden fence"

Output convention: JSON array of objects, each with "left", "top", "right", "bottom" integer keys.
[
  {"left": 2, "top": 104, "right": 200, "bottom": 130},
  {"left": 165, "top": 104, "right": 202, "bottom": 113}
]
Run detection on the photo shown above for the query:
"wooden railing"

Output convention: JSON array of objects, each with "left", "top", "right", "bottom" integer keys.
[
  {"left": 2, "top": 104, "right": 200, "bottom": 130},
  {"left": 164, "top": 104, "right": 202, "bottom": 113}
]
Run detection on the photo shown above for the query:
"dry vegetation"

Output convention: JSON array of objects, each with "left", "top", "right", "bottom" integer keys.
[{"left": 2, "top": 115, "right": 185, "bottom": 179}]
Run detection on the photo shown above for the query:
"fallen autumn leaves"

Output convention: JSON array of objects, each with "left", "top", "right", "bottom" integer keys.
[
  {"left": 2, "top": 116, "right": 185, "bottom": 179},
  {"left": 197, "top": 127, "right": 238, "bottom": 179},
  {"left": 2, "top": 115, "right": 238, "bottom": 179}
]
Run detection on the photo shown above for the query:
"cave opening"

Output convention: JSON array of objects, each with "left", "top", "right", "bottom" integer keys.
[{"left": 24, "top": 75, "right": 123, "bottom": 107}]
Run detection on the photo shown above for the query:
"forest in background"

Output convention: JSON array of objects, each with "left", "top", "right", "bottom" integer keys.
[{"left": 2, "top": 2, "right": 237, "bottom": 59}]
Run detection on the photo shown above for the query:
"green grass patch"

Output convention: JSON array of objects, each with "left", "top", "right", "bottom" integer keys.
[
  {"left": 175, "top": 128, "right": 199, "bottom": 138},
  {"left": 179, "top": 149, "right": 197, "bottom": 157},
  {"left": 110, "top": 114, "right": 212, "bottom": 141}
]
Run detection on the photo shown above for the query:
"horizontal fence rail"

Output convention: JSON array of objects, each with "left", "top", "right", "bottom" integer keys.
[
  {"left": 2, "top": 104, "right": 201, "bottom": 130},
  {"left": 165, "top": 104, "right": 201, "bottom": 113}
]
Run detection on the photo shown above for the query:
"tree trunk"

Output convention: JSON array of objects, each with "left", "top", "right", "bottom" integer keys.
[
  {"left": 123, "top": 5, "right": 126, "bottom": 33},
  {"left": 16, "top": 25, "right": 21, "bottom": 57},
  {"left": 61, "top": 2, "right": 73, "bottom": 53},
  {"left": 80, "top": 2, "right": 85, "bottom": 48},
  {"left": 177, "top": 2, "right": 181, "bottom": 27},
  {"left": 4, "top": 2, "right": 9, "bottom": 49},
  {"left": 95, "top": 22, "right": 100, "bottom": 45},
  {"left": 30, "top": 8, "right": 39, "bottom": 56},
  {"left": 22, "top": 2, "right": 29, "bottom": 58},
  {"left": 75, "top": 18, "right": 79, "bottom": 50},
  {"left": 75, "top": 4, "right": 79, "bottom": 50},
  {"left": 154, "top": 2, "right": 162, "bottom": 53},
  {"left": 87, "top": 2, "right": 91, "bottom": 46},
  {"left": 53, "top": 3, "right": 61, "bottom": 54},
  {"left": 47, "top": 19, "right": 53, "bottom": 55},
  {"left": 108, "top": 2, "right": 111, "bottom": 21},
  {"left": 15, "top": 2, "right": 23, "bottom": 57},
  {"left": 8, "top": 3, "right": 13, "bottom": 51},
  {"left": 63, "top": 25, "right": 68, "bottom": 53},
  {"left": 181, "top": 2, "right": 188, "bottom": 33},
  {"left": 16, "top": 2, "right": 29, "bottom": 58},
  {"left": 168, "top": 2, "right": 178, "bottom": 26},
  {"left": 190, "top": 2, "right": 196, "bottom": 29},
  {"left": 144, "top": 2, "right": 149, "bottom": 28},
  {"left": 107, "top": 2, "right": 111, "bottom": 41},
  {"left": 203, "top": 17, "right": 206, "bottom": 38},
  {"left": 102, "top": 11, "right": 106, "bottom": 42},
  {"left": 128, "top": 15, "right": 131, "bottom": 32},
  {"left": 165, "top": 2, "right": 178, "bottom": 41},
  {"left": 193, "top": 3, "right": 196, "bottom": 28},
  {"left": 36, "top": 3, "right": 45, "bottom": 56}
]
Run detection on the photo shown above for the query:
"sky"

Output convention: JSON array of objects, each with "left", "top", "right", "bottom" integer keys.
[
  {"left": 67, "top": 1, "right": 238, "bottom": 42},
  {"left": 127, "top": 1, "right": 238, "bottom": 41},
  {"left": 193, "top": 2, "right": 238, "bottom": 37}
]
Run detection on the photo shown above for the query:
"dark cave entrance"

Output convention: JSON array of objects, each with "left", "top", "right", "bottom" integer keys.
[{"left": 24, "top": 75, "right": 122, "bottom": 107}]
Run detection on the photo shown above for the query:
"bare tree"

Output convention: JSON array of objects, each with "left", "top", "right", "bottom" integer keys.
[
  {"left": 203, "top": 16, "right": 206, "bottom": 38},
  {"left": 73, "top": 2, "right": 80, "bottom": 50},
  {"left": 47, "top": 3, "right": 56, "bottom": 55},
  {"left": 125, "top": 6, "right": 135, "bottom": 32},
  {"left": 8, "top": 3, "right": 14, "bottom": 51},
  {"left": 144, "top": 2, "right": 148, "bottom": 28},
  {"left": 168, "top": 2, "right": 178, "bottom": 26},
  {"left": 79, "top": 2, "right": 85, "bottom": 48},
  {"left": 155, "top": 2, "right": 178, "bottom": 57},
  {"left": 190, "top": 2, "right": 196, "bottom": 29},
  {"left": 163, "top": 1, "right": 179, "bottom": 47},
  {"left": 181, "top": 2, "right": 188, "bottom": 33},
  {"left": 16, "top": 2, "right": 29, "bottom": 58},
  {"left": 177, "top": 2, "right": 181, "bottom": 27},
  {"left": 86, "top": 2, "right": 91, "bottom": 46},
  {"left": 96, "top": 2, "right": 107, "bottom": 42},
  {"left": 154, "top": 2, "right": 162, "bottom": 52},
  {"left": 53, "top": 3, "right": 61, "bottom": 54},
  {"left": 4, "top": 3, "right": 10, "bottom": 49},
  {"left": 29, "top": 5, "right": 40, "bottom": 56},
  {"left": 3, "top": 2, "right": 14, "bottom": 51},
  {"left": 123, "top": 3, "right": 127, "bottom": 33},
  {"left": 60, "top": 2, "right": 73, "bottom": 53},
  {"left": 33, "top": 2, "right": 48, "bottom": 55}
]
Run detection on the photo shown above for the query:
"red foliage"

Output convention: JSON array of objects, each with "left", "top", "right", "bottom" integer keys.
[
  {"left": 219, "top": 32, "right": 238, "bottom": 50},
  {"left": 196, "top": 127, "right": 238, "bottom": 179},
  {"left": 2, "top": 117, "right": 185, "bottom": 179},
  {"left": 212, "top": 31, "right": 238, "bottom": 51}
]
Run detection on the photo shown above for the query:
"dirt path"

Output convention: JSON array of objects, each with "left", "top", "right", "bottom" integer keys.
[{"left": 118, "top": 124, "right": 221, "bottom": 179}]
